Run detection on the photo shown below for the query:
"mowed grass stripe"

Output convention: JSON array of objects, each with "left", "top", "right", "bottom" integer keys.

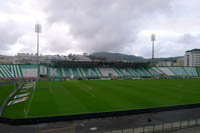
[
  {"left": 28, "top": 79, "right": 200, "bottom": 117},
  {"left": 27, "top": 82, "right": 59, "bottom": 117},
  {"left": 3, "top": 79, "right": 200, "bottom": 118},
  {"left": 0, "top": 84, "right": 14, "bottom": 107}
]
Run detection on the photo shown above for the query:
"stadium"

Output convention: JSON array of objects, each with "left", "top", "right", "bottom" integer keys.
[
  {"left": 0, "top": 60, "right": 200, "bottom": 133},
  {"left": 0, "top": 61, "right": 200, "bottom": 116},
  {"left": 1, "top": 0, "right": 200, "bottom": 132}
]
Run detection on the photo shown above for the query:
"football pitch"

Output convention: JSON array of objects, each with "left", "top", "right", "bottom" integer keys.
[
  {"left": 2, "top": 79, "right": 200, "bottom": 118},
  {"left": 0, "top": 84, "right": 14, "bottom": 108}
]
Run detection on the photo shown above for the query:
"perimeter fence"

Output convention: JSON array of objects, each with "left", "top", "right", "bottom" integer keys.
[{"left": 98, "top": 119, "right": 200, "bottom": 133}]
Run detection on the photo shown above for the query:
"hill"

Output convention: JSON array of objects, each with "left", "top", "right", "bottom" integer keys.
[
  {"left": 90, "top": 52, "right": 145, "bottom": 62},
  {"left": 90, "top": 52, "right": 183, "bottom": 62}
]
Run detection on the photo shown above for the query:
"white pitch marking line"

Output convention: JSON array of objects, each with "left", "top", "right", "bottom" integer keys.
[{"left": 25, "top": 82, "right": 36, "bottom": 118}]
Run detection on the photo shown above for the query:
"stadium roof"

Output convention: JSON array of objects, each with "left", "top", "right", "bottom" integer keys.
[
  {"left": 51, "top": 61, "right": 151, "bottom": 67},
  {"left": 186, "top": 49, "right": 200, "bottom": 52}
]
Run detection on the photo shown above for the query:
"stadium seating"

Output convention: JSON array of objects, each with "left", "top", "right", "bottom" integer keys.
[
  {"left": 152, "top": 67, "right": 164, "bottom": 75},
  {"left": 184, "top": 67, "right": 198, "bottom": 77},
  {"left": 0, "top": 64, "right": 199, "bottom": 80},
  {"left": 0, "top": 65, "right": 23, "bottom": 78},
  {"left": 127, "top": 68, "right": 138, "bottom": 77},
  {"left": 71, "top": 67, "right": 82, "bottom": 78},
  {"left": 130, "top": 68, "right": 152, "bottom": 77},
  {"left": 62, "top": 67, "right": 72, "bottom": 78},
  {"left": 146, "top": 67, "right": 161, "bottom": 76},
  {"left": 40, "top": 65, "right": 47, "bottom": 76},
  {"left": 169, "top": 67, "right": 188, "bottom": 76},
  {"left": 140, "top": 68, "right": 153, "bottom": 77},
  {"left": 157, "top": 67, "right": 175, "bottom": 76},
  {"left": 96, "top": 67, "right": 104, "bottom": 77},
  {"left": 21, "top": 65, "right": 38, "bottom": 78},
  {"left": 99, "top": 67, "right": 120, "bottom": 77},
  {"left": 48, "top": 67, "right": 62, "bottom": 77},
  {"left": 81, "top": 67, "right": 101, "bottom": 78},
  {"left": 196, "top": 67, "right": 200, "bottom": 76},
  {"left": 115, "top": 68, "right": 134, "bottom": 77},
  {"left": 128, "top": 68, "right": 140, "bottom": 77},
  {"left": 129, "top": 68, "right": 142, "bottom": 77}
]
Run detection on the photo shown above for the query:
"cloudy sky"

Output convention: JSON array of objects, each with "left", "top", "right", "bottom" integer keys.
[{"left": 0, "top": 0, "right": 200, "bottom": 58}]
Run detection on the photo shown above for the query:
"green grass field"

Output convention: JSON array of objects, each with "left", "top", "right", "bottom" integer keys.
[
  {"left": 2, "top": 79, "right": 200, "bottom": 118},
  {"left": 0, "top": 84, "right": 15, "bottom": 107}
]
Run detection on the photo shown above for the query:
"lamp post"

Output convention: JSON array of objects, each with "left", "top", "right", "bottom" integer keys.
[
  {"left": 151, "top": 34, "right": 156, "bottom": 62},
  {"left": 35, "top": 24, "right": 41, "bottom": 65}
]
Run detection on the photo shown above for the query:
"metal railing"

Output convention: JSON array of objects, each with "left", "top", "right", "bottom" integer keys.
[{"left": 98, "top": 119, "right": 200, "bottom": 133}]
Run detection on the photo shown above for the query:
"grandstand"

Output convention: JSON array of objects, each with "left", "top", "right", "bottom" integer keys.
[{"left": 0, "top": 63, "right": 199, "bottom": 80}]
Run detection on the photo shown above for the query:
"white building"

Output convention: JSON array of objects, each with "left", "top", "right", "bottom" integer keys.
[
  {"left": 14, "top": 53, "right": 37, "bottom": 64},
  {"left": 0, "top": 56, "right": 13, "bottom": 64},
  {"left": 156, "top": 61, "right": 174, "bottom": 66},
  {"left": 176, "top": 57, "right": 184, "bottom": 66},
  {"left": 184, "top": 49, "right": 200, "bottom": 66}
]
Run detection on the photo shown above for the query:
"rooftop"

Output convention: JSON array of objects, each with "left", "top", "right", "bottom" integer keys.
[{"left": 186, "top": 49, "right": 200, "bottom": 52}]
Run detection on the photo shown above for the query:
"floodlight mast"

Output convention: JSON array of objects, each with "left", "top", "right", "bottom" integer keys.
[
  {"left": 151, "top": 34, "right": 156, "bottom": 62},
  {"left": 35, "top": 24, "right": 41, "bottom": 65}
]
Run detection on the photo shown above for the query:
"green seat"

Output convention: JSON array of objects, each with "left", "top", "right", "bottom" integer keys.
[
  {"left": 71, "top": 67, "right": 81, "bottom": 78},
  {"left": 169, "top": 67, "right": 187, "bottom": 76},
  {"left": 115, "top": 68, "right": 133, "bottom": 77},
  {"left": 184, "top": 67, "right": 198, "bottom": 76},
  {"left": 146, "top": 67, "right": 160, "bottom": 76},
  {"left": 140, "top": 68, "right": 152, "bottom": 77},
  {"left": 196, "top": 67, "right": 200, "bottom": 76},
  {"left": 82, "top": 67, "right": 101, "bottom": 78},
  {"left": 129, "top": 68, "right": 142, "bottom": 77},
  {"left": 63, "top": 67, "right": 72, "bottom": 78},
  {"left": 48, "top": 67, "right": 62, "bottom": 78},
  {"left": 0, "top": 65, "right": 23, "bottom": 78}
]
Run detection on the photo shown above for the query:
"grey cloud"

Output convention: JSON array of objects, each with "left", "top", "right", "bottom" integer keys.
[
  {"left": 178, "top": 34, "right": 200, "bottom": 44},
  {"left": 0, "top": 20, "right": 23, "bottom": 51},
  {"left": 1, "top": 0, "right": 199, "bottom": 57},
  {"left": 43, "top": 0, "right": 172, "bottom": 54},
  {"left": 0, "top": 0, "right": 25, "bottom": 14},
  {"left": 150, "top": 34, "right": 200, "bottom": 57},
  {"left": 177, "top": 33, "right": 200, "bottom": 50}
]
